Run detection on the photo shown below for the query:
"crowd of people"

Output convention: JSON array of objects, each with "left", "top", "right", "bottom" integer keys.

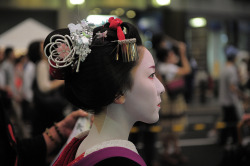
[
  {"left": 0, "top": 41, "right": 68, "bottom": 138},
  {"left": 0, "top": 42, "right": 89, "bottom": 165},
  {"left": 0, "top": 16, "right": 250, "bottom": 166}
]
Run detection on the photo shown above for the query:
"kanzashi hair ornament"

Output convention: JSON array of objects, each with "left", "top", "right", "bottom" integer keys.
[
  {"left": 44, "top": 19, "right": 95, "bottom": 73},
  {"left": 96, "top": 30, "right": 108, "bottom": 39},
  {"left": 108, "top": 17, "right": 138, "bottom": 62},
  {"left": 44, "top": 34, "right": 75, "bottom": 69},
  {"left": 115, "top": 38, "right": 138, "bottom": 62},
  {"left": 108, "top": 17, "right": 125, "bottom": 40}
]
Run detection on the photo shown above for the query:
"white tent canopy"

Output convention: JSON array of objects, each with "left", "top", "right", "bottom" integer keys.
[{"left": 0, "top": 18, "right": 52, "bottom": 55}]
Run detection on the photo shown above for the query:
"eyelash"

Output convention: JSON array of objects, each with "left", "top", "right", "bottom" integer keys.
[{"left": 148, "top": 72, "right": 155, "bottom": 79}]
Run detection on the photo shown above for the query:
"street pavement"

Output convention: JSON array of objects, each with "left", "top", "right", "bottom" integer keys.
[{"left": 179, "top": 96, "right": 224, "bottom": 166}]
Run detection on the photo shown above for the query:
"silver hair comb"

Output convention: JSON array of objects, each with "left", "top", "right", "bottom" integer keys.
[{"left": 44, "top": 19, "right": 95, "bottom": 72}]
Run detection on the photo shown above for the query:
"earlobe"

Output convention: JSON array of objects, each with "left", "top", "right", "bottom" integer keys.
[{"left": 114, "top": 95, "right": 126, "bottom": 104}]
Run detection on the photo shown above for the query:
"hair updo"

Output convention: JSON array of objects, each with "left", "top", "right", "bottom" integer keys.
[{"left": 44, "top": 21, "right": 142, "bottom": 114}]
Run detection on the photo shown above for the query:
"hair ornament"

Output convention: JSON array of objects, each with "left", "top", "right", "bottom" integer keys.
[
  {"left": 96, "top": 30, "right": 108, "bottom": 39},
  {"left": 108, "top": 17, "right": 125, "bottom": 40},
  {"left": 114, "top": 38, "right": 138, "bottom": 62},
  {"left": 44, "top": 19, "right": 95, "bottom": 74},
  {"left": 108, "top": 17, "right": 138, "bottom": 62},
  {"left": 44, "top": 34, "right": 75, "bottom": 79}
]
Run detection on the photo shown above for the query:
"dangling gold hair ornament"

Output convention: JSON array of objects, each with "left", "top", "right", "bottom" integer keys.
[{"left": 108, "top": 17, "right": 138, "bottom": 62}]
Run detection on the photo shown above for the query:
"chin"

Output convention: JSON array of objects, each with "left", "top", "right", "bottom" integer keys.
[{"left": 143, "top": 114, "right": 159, "bottom": 124}]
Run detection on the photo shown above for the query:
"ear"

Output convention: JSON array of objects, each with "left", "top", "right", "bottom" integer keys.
[{"left": 114, "top": 95, "right": 126, "bottom": 104}]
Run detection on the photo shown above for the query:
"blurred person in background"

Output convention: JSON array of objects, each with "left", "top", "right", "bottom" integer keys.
[
  {"left": 233, "top": 58, "right": 250, "bottom": 166},
  {"left": 1, "top": 47, "right": 16, "bottom": 96},
  {"left": 152, "top": 34, "right": 190, "bottom": 166},
  {"left": 21, "top": 41, "right": 43, "bottom": 124},
  {"left": 0, "top": 47, "right": 20, "bottom": 107},
  {"left": 32, "top": 41, "right": 66, "bottom": 136},
  {"left": 14, "top": 55, "right": 26, "bottom": 98},
  {"left": 236, "top": 51, "right": 249, "bottom": 89},
  {"left": 196, "top": 68, "right": 209, "bottom": 104},
  {"left": 13, "top": 55, "right": 28, "bottom": 137},
  {"left": 184, "top": 56, "right": 198, "bottom": 104},
  {"left": 0, "top": 47, "right": 26, "bottom": 136},
  {"left": 218, "top": 45, "right": 245, "bottom": 148}
]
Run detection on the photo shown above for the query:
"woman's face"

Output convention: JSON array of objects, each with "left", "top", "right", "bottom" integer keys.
[{"left": 123, "top": 47, "right": 165, "bottom": 124}]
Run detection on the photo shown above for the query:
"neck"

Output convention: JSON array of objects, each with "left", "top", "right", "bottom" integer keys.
[{"left": 76, "top": 103, "right": 135, "bottom": 157}]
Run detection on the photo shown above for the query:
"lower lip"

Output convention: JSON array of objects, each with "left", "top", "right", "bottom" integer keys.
[{"left": 157, "top": 104, "right": 160, "bottom": 107}]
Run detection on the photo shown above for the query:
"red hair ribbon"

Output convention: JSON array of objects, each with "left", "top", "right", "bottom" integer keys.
[{"left": 108, "top": 17, "right": 125, "bottom": 40}]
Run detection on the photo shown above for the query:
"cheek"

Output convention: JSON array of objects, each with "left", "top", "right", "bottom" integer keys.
[
  {"left": 125, "top": 78, "right": 157, "bottom": 113},
  {"left": 133, "top": 78, "right": 156, "bottom": 102},
  {"left": 126, "top": 79, "right": 159, "bottom": 123}
]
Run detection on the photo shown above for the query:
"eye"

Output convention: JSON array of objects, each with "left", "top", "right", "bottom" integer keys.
[{"left": 148, "top": 72, "right": 155, "bottom": 79}]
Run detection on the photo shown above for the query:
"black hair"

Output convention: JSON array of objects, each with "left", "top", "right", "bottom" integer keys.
[
  {"left": 27, "top": 41, "right": 42, "bottom": 64},
  {"left": 44, "top": 21, "right": 142, "bottom": 114},
  {"left": 152, "top": 33, "right": 166, "bottom": 50},
  {"left": 227, "top": 55, "right": 236, "bottom": 62},
  {"left": 224, "top": 44, "right": 238, "bottom": 62},
  {"left": 172, "top": 45, "right": 180, "bottom": 57},
  {"left": 4, "top": 47, "right": 13, "bottom": 59},
  {"left": 156, "top": 48, "right": 169, "bottom": 62}
]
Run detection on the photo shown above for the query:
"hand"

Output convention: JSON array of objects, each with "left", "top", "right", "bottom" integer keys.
[
  {"left": 56, "top": 109, "right": 88, "bottom": 138},
  {"left": 178, "top": 42, "right": 186, "bottom": 56}
]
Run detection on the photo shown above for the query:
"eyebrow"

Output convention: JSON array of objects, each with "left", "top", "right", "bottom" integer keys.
[{"left": 149, "top": 66, "right": 155, "bottom": 69}]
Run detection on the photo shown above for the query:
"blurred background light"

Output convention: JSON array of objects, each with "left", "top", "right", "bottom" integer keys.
[
  {"left": 116, "top": 8, "right": 125, "bottom": 17},
  {"left": 189, "top": 17, "right": 207, "bottom": 28},
  {"left": 126, "top": 10, "right": 136, "bottom": 19},
  {"left": 109, "top": 8, "right": 125, "bottom": 16},
  {"left": 138, "top": 18, "right": 151, "bottom": 30},
  {"left": 86, "top": 15, "right": 117, "bottom": 26},
  {"left": 156, "top": 0, "right": 171, "bottom": 6},
  {"left": 109, "top": 10, "right": 117, "bottom": 16},
  {"left": 70, "top": 0, "right": 85, "bottom": 5},
  {"left": 89, "top": 8, "right": 102, "bottom": 15}
]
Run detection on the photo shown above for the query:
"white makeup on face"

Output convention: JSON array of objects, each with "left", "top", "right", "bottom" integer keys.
[
  {"left": 75, "top": 47, "right": 165, "bottom": 157},
  {"left": 124, "top": 47, "right": 165, "bottom": 124}
]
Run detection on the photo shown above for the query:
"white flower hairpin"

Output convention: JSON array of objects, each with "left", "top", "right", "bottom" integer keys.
[
  {"left": 96, "top": 30, "right": 108, "bottom": 39},
  {"left": 44, "top": 19, "right": 95, "bottom": 73}
]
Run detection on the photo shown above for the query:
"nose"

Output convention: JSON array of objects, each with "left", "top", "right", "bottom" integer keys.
[{"left": 156, "top": 77, "right": 165, "bottom": 95}]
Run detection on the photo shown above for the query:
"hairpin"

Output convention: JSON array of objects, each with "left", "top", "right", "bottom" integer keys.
[
  {"left": 108, "top": 17, "right": 139, "bottom": 62},
  {"left": 114, "top": 38, "right": 138, "bottom": 62},
  {"left": 96, "top": 30, "right": 108, "bottom": 39},
  {"left": 44, "top": 19, "right": 95, "bottom": 73}
]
